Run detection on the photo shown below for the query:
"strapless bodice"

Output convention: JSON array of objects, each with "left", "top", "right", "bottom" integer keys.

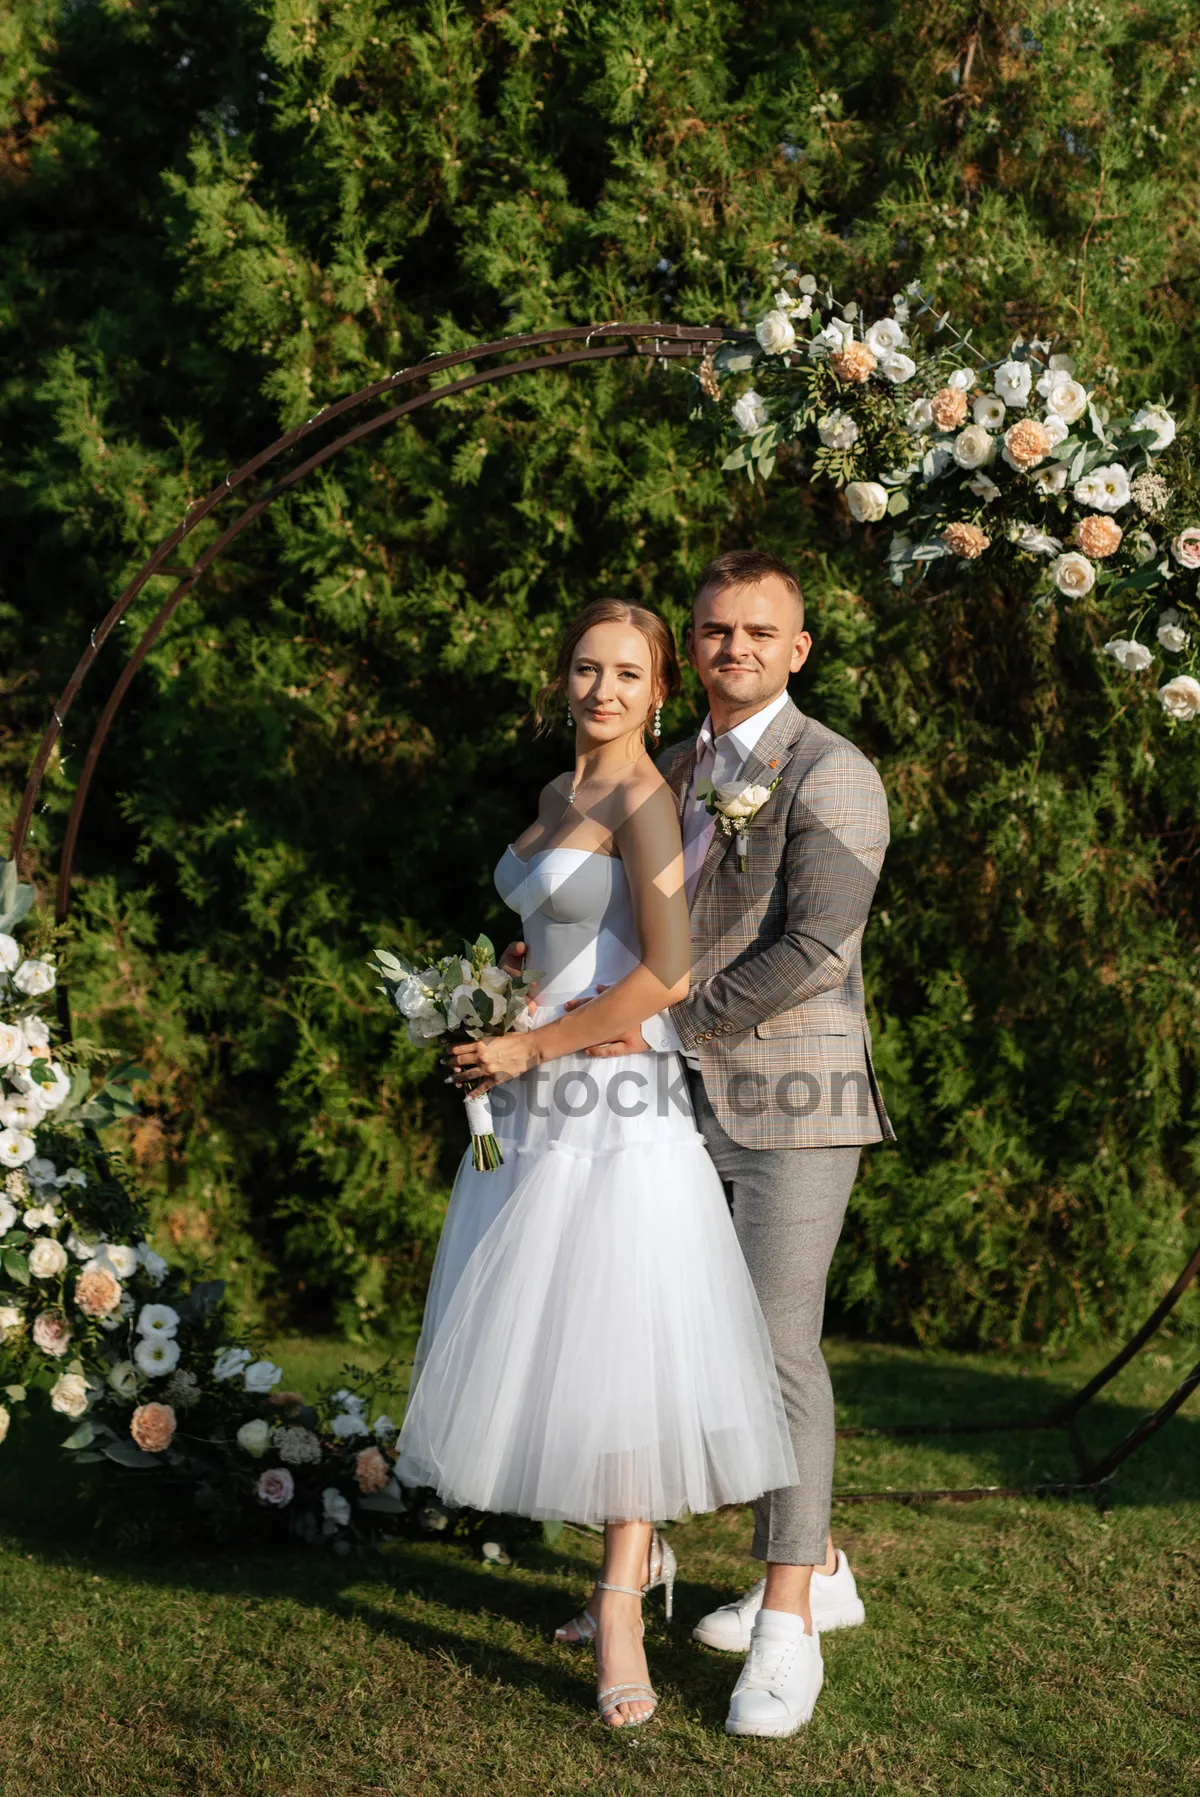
[{"left": 494, "top": 844, "right": 640, "bottom": 1008}]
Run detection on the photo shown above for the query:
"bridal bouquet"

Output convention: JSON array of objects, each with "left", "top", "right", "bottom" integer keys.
[
  {"left": 370, "top": 934, "right": 540, "bottom": 1171},
  {"left": 700, "top": 269, "right": 1200, "bottom": 722}
]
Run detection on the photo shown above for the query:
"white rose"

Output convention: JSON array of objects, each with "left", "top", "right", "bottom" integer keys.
[
  {"left": 994, "top": 360, "right": 1032, "bottom": 407},
  {"left": 88, "top": 1243, "right": 139, "bottom": 1280},
  {"left": 731, "top": 389, "right": 769, "bottom": 435},
  {"left": 134, "top": 1335, "right": 181, "bottom": 1377},
  {"left": 23, "top": 1204, "right": 58, "bottom": 1230},
  {"left": 0, "top": 1200, "right": 16, "bottom": 1236},
  {"left": 213, "top": 1346, "right": 252, "bottom": 1382},
  {"left": 1102, "top": 638, "right": 1154, "bottom": 672},
  {"left": 0, "top": 1130, "right": 36, "bottom": 1169},
  {"left": 755, "top": 310, "right": 796, "bottom": 356},
  {"left": 1158, "top": 674, "right": 1200, "bottom": 719},
  {"left": 0, "top": 1023, "right": 25, "bottom": 1067},
  {"left": 330, "top": 1409, "right": 369, "bottom": 1439},
  {"left": 50, "top": 1372, "right": 89, "bottom": 1419},
  {"left": 1170, "top": 527, "right": 1200, "bottom": 569},
  {"left": 28, "top": 1237, "right": 68, "bottom": 1278},
  {"left": 244, "top": 1358, "right": 283, "bottom": 1394},
  {"left": 809, "top": 318, "right": 854, "bottom": 356},
  {"left": 0, "top": 935, "right": 20, "bottom": 974},
  {"left": 1051, "top": 552, "right": 1096, "bottom": 597},
  {"left": 1032, "top": 464, "right": 1069, "bottom": 495},
  {"left": 845, "top": 480, "right": 889, "bottom": 522},
  {"left": 1133, "top": 531, "right": 1158, "bottom": 565},
  {"left": 972, "top": 394, "right": 1006, "bottom": 429},
  {"left": 12, "top": 960, "right": 56, "bottom": 997},
  {"left": 1073, "top": 465, "right": 1131, "bottom": 512},
  {"left": 952, "top": 425, "right": 994, "bottom": 470},
  {"left": 21, "top": 1015, "right": 50, "bottom": 1053},
  {"left": 322, "top": 1486, "right": 352, "bottom": 1528},
  {"left": 877, "top": 351, "right": 917, "bottom": 384},
  {"left": 237, "top": 1419, "right": 272, "bottom": 1457},
  {"left": 107, "top": 1360, "right": 140, "bottom": 1397},
  {"left": 393, "top": 974, "right": 431, "bottom": 1019},
  {"left": 906, "top": 396, "right": 934, "bottom": 433},
  {"left": 1132, "top": 406, "right": 1176, "bottom": 452},
  {"left": 945, "top": 367, "right": 974, "bottom": 392},
  {"left": 1042, "top": 416, "right": 1069, "bottom": 449},
  {"left": 864, "top": 317, "right": 907, "bottom": 355},
  {"left": 137, "top": 1241, "right": 169, "bottom": 1285},
  {"left": 1044, "top": 379, "right": 1088, "bottom": 424},
  {"left": 1156, "top": 611, "right": 1190, "bottom": 653},
  {"left": 817, "top": 409, "right": 858, "bottom": 450},
  {"left": 137, "top": 1303, "right": 180, "bottom": 1339},
  {"left": 0, "top": 1303, "right": 23, "bottom": 1337}
]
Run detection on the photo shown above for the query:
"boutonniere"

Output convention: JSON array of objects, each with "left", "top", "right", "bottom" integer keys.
[{"left": 695, "top": 776, "right": 782, "bottom": 871}]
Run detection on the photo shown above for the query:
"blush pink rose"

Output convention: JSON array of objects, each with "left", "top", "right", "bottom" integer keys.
[
  {"left": 75, "top": 1267, "right": 123, "bottom": 1318},
  {"left": 354, "top": 1445, "right": 389, "bottom": 1494},
  {"left": 130, "top": 1402, "right": 177, "bottom": 1453},
  {"left": 32, "top": 1311, "right": 72, "bottom": 1357},
  {"left": 256, "top": 1466, "right": 296, "bottom": 1507}
]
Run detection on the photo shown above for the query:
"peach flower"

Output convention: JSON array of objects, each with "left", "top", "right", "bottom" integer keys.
[
  {"left": 32, "top": 1311, "right": 72, "bottom": 1357},
  {"left": 942, "top": 522, "right": 990, "bottom": 560},
  {"left": 354, "top": 1445, "right": 390, "bottom": 1494},
  {"left": 75, "top": 1267, "right": 122, "bottom": 1319},
  {"left": 929, "top": 387, "right": 968, "bottom": 431},
  {"left": 1004, "top": 418, "right": 1052, "bottom": 469},
  {"left": 1074, "top": 515, "right": 1123, "bottom": 558},
  {"left": 130, "top": 1401, "right": 177, "bottom": 1453},
  {"left": 828, "top": 341, "right": 877, "bottom": 384}
]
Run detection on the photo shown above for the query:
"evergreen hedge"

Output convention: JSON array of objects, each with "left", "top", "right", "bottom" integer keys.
[{"left": 3, "top": 1, "right": 1199, "bottom": 1346}]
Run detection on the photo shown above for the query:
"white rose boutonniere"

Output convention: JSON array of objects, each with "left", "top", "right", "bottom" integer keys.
[{"left": 696, "top": 776, "right": 782, "bottom": 872}]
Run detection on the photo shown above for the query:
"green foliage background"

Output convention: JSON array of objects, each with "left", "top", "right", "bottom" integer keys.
[{"left": 3, "top": 0, "right": 1200, "bottom": 1346}]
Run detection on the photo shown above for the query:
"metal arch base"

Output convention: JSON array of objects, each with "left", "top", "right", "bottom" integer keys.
[{"left": 9, "top": 320, "right": 1199, "bottom": 1510}]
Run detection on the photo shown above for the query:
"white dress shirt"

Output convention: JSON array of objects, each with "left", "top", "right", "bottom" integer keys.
[{"left": 641, "top": 689, "right": 791, "bottom": 1065}]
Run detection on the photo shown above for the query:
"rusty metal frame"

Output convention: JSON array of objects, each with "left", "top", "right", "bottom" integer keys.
[{"left": 9, "top": 319, "right": 1198, "bottom": 1509}]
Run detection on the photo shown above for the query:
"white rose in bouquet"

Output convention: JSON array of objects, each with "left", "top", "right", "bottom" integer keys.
[
  {"left": 1170, "top": 527, "right": 1200, "bottom": 569},
  {"left": 810, "top": 318, "right": 854, "bottom": 356},
  {"left": 906, "top": 396, "right": 934, "bottom": 433},
  {"left": 0, "top": 934, "right": 20, "bottom": 974},
  {"left": 237, "top": 1419, "right": 272, "bottom": 1457},
  {"left": 1132, "top": 406, "right": 1176, "bottom": 452},
  {"left": 12, "top": 959, "right": 55, "bottom": 997},
  {"left": 994, "top": 360, "right": 1032, "bottom": 407},
  {"left": 1043, "top": 378, "right": 1088, "bottom": 425},
  {"left": 1156, "top": 611, "right": 1190, "bottom": 653},
  {"left": 107, "top": 1361, "right": 140, "bottom": 1397},
  {"left": 331, "top": 1409, "right": 369, "bottom": 1439},
  {"left": 88, "top": 1243, "right": 139, "bottom": 1280},
  {"left": 1074, "top": 465, "right": 1130, "bottom": 512},
  {"left": 1158, "top": 674, "right": 1200, "bottom": 719},
  {"left": 845, "top": 480, "right": 889, "bottom": 522},
  {"left": 0, "top": 1023, "right": 26, "bottom": 1067},
  {"left": 755, "top": 310, "right": 796, "bottom": 355},
  {"left": 732, "top": 389, "right": 769, "bottom": 435},
  {"left": 865, "top": 317, "right": 907, "bottom": 355},
  {"left": 1103, "top": 638, "right": 1154, "bottom": 672},
  {"left": 1012, "top": 524, "right": 1063, "bottom": 557},
  {"left": 1051, "top": 552, "right": 1096, "bottom": 597},
  {"left": 972, "top": 394, "right": 1006, "bottom": 429},
  {"left": 50, "top": 1372, "right": 90, "bottom": 1419},
  {"left": 0, "top": 1130, "right": 36, "bottom": 1169},
  {"left": 28, "top": 1237, "right": 67, "bottom": 1278},
  {"left": 393, "top": 973, "right": 432, "bottom": 1018},
  {"left": 21, "top": 1015, "right": 50, "bottom": 1053},
  {"left": 946, "top": 368, "right": 975, "bottom": 392},
  {"left": 952, "top": 425, "right": 994, "bottom": 470},
  {"left": 322, "top": 1486, "right": 352, "bottom": 1528},
  {"left": 1042, "top": 416, "right": 1070, "bottom": 449},
  {"left": 244, "top": 1358, "right": 284, "bottom": 1394},
  {"left": 817, "top": 410, "right": 858, "bottom": 450},
  {"left": 877, "top": 350, "right": 917, "bottom": 384}
]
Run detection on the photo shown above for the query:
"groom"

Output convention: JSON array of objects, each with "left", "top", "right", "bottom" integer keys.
[{"left": 587, "top": 548, "right": 893, "bottom": 1737}]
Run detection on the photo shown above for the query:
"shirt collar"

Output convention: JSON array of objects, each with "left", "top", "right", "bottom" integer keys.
[{"left": 696, "top": 687, "right": 791, "bottom": 762}]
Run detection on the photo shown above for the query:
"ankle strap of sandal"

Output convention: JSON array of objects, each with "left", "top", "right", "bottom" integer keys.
[{"left": 595, "top": 1580, "right": 644, "bottom": 1598}]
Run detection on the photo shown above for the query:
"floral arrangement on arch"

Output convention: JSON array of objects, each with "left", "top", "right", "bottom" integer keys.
[
  {"left": 0, "top": 860, "right": 510, "bottom": 1557},
  {"left": 702, "top": 266, "right": 1200, "bottom": 724}
]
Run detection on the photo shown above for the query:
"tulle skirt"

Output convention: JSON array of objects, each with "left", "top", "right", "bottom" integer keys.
[{"left": 395, "top": 1042, "right": 797, "bottom": 1525}]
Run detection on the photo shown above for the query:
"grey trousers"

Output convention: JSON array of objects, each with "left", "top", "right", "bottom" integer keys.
[{"left": 687, "top": 1068, "right": 860, "bottom": 1566}]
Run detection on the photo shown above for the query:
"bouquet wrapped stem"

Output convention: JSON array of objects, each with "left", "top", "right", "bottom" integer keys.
[{"left": 370, "top": 934, "right": 540, "bottom": 1174}]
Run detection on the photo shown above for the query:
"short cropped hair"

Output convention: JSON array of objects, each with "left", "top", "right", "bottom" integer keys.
[{"left": 692, "top": 549, "right": 805, "bottom": 627}]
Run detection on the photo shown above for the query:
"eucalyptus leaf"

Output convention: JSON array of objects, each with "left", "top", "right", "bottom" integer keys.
[
  {"left": 62, "top": 1420, "right": 95, "bottom": 1450},
  {"left": 101, "top": 1440, "right": 164, "bottom": 1470}
]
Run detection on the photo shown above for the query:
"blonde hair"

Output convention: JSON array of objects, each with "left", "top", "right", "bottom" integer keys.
[{"left": 535, "top": 600, "right": 683, "bottom": 743}]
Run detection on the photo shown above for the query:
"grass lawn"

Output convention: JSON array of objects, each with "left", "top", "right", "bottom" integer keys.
[{"left": 0, "top": 1332, "right": 1196, "bottom": 1797}]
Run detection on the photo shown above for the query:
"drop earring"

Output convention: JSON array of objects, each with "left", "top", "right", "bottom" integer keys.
[{"left": 652, "top": 703, "right": 663, "bottom": 738}]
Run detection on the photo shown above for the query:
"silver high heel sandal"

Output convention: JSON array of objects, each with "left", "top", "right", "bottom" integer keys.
[
  {"left": 592, "top": 1580, "right": 658, "bottom": 1728},
  {"left": 553, "top": 1528, "right": 677, "bottom": 1645}
]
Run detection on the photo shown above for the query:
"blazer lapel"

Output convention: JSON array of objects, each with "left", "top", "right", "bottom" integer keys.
[
  {"left": 662, "top": 741, "right": 696, "bottom": 820},
  {"left": 689, "top": 699, "right": 808, "bottom": 911}
]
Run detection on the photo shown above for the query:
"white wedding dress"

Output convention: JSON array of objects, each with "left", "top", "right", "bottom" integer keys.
[{"left": 394, "top": 842, "right": 797, "bottom": 1524}]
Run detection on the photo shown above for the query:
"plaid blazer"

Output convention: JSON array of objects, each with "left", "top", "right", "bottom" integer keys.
[{"left": 658, "top": 696, "right": 895, "bottom": 1150}]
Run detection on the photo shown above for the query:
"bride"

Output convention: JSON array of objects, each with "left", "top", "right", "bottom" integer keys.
[{"left": 395, "top": 598, "right": 796, "bottom": 1728}]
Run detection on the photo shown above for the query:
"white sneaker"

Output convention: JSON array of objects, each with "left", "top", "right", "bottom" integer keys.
[
  {"left": 692, "top": 1550, "right": 865, "bottom": 1652},
  {"left": 724, "top": 1610, "right": 823, "bottom": 1738}
]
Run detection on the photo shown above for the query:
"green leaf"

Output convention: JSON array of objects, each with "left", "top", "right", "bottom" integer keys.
[
  {"left": 0, "top": 860, "right": 35, "bottom": 935},
  {"left": 62, "top": 1420, "right": 95, "bottom": 1449},
  {"left": 4, "top": 1384, "right": 26, "bottom": 1401},
  {"left": 720, "top": 443, "right": 750, "bottom": 471},
  {"left": 101, "top": 1440, "right": 163, "bottom": 1470},
  {"left": 887, "top": 490, "right": 910, "bottom": 516},
  {"left": 3, "top": 1251, "right": 29, "bottom": 1287}
]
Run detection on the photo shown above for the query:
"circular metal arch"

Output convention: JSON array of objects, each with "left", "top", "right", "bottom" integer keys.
[{"left": 10, "top": 320, "right": 741, "bottom": 919}]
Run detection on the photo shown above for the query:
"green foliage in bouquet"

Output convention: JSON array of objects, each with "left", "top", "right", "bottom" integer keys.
[{"left": 3, "top": 3, "right": 1200, "bottom": 1349}]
